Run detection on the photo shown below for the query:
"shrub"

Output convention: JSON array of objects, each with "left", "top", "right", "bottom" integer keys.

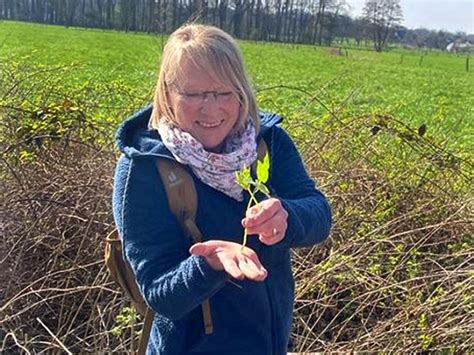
[{"left": 1, "top": 61, "right": 472, "bottom": 353}]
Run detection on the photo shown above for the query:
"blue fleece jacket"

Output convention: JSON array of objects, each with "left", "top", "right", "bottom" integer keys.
[{"left": 112, "top": 106, "right": 332, "bottom": 355}]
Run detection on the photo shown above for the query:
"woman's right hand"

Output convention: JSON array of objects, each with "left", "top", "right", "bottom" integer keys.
[{"left": 189, "top": 241, "right": 267, "bottom": 281}]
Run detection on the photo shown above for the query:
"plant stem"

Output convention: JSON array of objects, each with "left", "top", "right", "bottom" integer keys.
[
  {"left": 242, "top": 228, "right": 249, "bottom": 249},
  {"left": 248, "top": 188, "right": 259, "bottom": 206},
  {"left": 242, "top": 187, "right": 259, "bottom": 248}
]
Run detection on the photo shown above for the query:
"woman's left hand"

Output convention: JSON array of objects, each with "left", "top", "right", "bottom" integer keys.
[{"left": 241, "top": 198, "right": 288, "bottom": 246}]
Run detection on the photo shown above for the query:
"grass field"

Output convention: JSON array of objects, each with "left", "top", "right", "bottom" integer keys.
[
  {"left": 1, "top": 21, "right": 472, "bottom": 150},
  {"left": 1, "top": 21, "right": 473, "bottom": 353}
]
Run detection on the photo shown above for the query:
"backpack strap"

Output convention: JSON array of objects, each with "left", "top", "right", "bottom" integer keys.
[
  {"left": 105, "top": 230, "right": 155, "bottom": 355},
  {"left": 137, "top": 308, "right": 155, "bottom": 355},
  {"left": 156, "top": 159, "right": 201, "bottom": 242},
  {"left": 155, "top": 158, "right": 213, "bottom": 335},
  {"left": 256, "top": 138, "right": 268, "bottom": 164}
]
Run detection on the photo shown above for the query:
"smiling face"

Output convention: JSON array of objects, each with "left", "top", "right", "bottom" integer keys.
[
  {"left": 168, "top": 60, "right": 240, "bottom": 153},
  {"left": 151, "top": 24, "right": 260, "bottom": 143}
]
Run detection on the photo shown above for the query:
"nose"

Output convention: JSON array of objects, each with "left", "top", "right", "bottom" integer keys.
[
  {"left": 200, "top": 96, "right": 221, "bottom": 115},
  {"left": 203, "top": 92, "right": 217, "bottom": 102}
]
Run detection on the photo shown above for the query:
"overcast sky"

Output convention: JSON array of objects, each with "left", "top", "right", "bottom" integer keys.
[{"left": 347, "top": 0, "right": 474, "bottom": 34}]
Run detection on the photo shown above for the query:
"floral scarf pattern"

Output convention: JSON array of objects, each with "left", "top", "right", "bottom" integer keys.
[{"left": 157, "top": 119, "right": 257, "bottom": 201}]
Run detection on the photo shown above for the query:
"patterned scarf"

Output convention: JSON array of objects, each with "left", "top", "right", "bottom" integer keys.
[{"left": 157, "top": 119, "right": 257, "bottom": 201}]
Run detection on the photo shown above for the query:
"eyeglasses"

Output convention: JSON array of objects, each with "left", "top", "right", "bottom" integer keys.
[{"left": 174, "top": 89, "right": 236, "bottom": 106}]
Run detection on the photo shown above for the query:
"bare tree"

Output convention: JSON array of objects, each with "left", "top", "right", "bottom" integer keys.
[
  {"left": 0, "top": 0, "right": 412, "bottom": 50},
  {"left": 324, "top": 0, "right": 348, "bottom": 46},
  {"left": 245, "top": 0, "right": 255, "bottom": 38},
  {"left": 65, "top": 0, "right": 79, "bottom": 27},
  {"left": 105, "top": 0, "right": 115, "bottom": 28},
  {"left": 218, "top": 0, "right": 228, "bottom": 30},
  {"left": 231, "top": 0, "right": 245, "bottom": 37},
  {"left": 363, "top": 0, "right": 403, "bottom": 52}
]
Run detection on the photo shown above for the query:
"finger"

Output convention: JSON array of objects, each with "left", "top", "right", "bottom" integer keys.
[
  {"left": 240, "top": 247, "right": 267, "bottom": 273},
  {"left": 189, "top": 243, "right": 209, "bottom": 257},
  {"left": 189, "top": 240, "right": 235, "bottom": 256},
  {"left": 238, "top": 256, "right": 267, "bottom": 281},
  {"left": 221, "top": 258, "right": 245, "bottom": 280},
  {"left": 259, "top": 233, "right": 283, "bottom": 246},
  {"left": 246, "top": 209, "right": 288, "bottom": 237},
  {"left": 243, "top": 198, "right": 282, "bottom": 228},
  {"left": 260, "top": 222, "right": 287, "bottom": 245}
]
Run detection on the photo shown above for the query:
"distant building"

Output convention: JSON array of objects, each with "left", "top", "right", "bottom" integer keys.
[{"left": 446, "top": 40, "right": 474, "bottom": 53}]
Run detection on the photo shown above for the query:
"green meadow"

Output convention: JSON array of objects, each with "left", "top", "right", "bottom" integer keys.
[
  {"left": 1, "top": 21, "right": 473, "bottom": 352},
  {"left": 1, "top": 21, "right": 472, "bottom": 149}
]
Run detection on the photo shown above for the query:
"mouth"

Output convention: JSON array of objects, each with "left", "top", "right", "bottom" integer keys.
[{"left": 196, "top": 120, "right": 224, "bottom": 128}]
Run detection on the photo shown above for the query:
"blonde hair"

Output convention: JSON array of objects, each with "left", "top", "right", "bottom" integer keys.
[{"left": 150, "top": 23, "right": 259, "bottom": 134}]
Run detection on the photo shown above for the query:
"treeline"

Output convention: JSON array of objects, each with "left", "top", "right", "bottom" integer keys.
[
  {"left": 0, "top": 0, "right": 359, "bottom": 46},
  {"left": 0, "top": 0, "right": 470, "bottom": 50}
]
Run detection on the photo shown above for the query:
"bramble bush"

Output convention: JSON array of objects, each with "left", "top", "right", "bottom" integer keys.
[{"left": 1, "top": 60, "right": 472, "bottom": 353}]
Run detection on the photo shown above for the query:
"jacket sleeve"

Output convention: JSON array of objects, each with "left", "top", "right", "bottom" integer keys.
[
  {"left": 269, "top": 126, "right": 332, "bottom": 248},
  {"left": 112, "top": 155, "right": 228, "bottom": 320}
]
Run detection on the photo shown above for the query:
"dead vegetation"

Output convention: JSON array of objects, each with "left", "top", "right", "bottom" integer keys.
[
  {"left": 287, "top": 108, "right": 473, "bottom": 352},
  {"left": 1, "top": 63, "right": 473, "bottom": 353}
]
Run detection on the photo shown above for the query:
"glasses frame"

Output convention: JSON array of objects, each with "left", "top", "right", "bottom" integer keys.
[{"left": 172, "top": 86, "right": 238, "bottom": 106}]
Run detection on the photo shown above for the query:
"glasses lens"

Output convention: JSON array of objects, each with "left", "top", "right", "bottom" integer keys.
[
  {"left": 178, "top": 89, "right": 235, "bottom": 105},
  {"left": 188, "top": 94, "right": 204, "bottom": 104}
]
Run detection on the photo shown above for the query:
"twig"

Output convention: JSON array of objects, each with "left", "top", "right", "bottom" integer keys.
[
  {"left": 1, "top": 331, "right": 31, "bottom": 354},
  {"left": 36, "top": 317, "right": 72, "bottom": 354}
]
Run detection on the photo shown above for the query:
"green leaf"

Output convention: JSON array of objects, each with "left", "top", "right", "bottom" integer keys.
[
  {"left": 255, "top": 181, "right": 271, "bottom": 197},
  {"left": 260, "top": 184, "right": 271, "bottom": 197},
  {"left": 235, "top": 165, "right": 252, "bottom": 190},
  {"left": 256, "top": 153, "right": 270, "bottom": 183}
]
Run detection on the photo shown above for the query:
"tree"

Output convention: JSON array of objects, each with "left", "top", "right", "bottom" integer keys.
[
  {"left": 230, "top": 0, "right": 244, "bottom": 38},
  {"left": 362, "top": 0, "right": 403, "bottom": 52}
]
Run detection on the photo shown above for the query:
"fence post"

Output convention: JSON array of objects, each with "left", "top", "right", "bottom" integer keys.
[{"left": 466, "top": 55, "right": 470, "bottom": 72}]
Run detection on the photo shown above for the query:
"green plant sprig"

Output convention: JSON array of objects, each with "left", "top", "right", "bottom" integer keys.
[{"left": 235, "top": 153, "right": 271, "bottom": 248}]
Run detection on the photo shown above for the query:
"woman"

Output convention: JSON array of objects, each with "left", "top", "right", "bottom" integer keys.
[{"left": 113, "top": 23, "right": 332, "bottom": 355}]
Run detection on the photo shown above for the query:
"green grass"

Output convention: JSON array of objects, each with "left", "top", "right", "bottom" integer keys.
[{"left": 1, "top": 20, "right": 472, "bottom": 150}]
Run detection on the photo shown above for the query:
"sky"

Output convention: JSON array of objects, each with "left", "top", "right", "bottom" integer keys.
[{"left": 347, "top": 0, "right": 474, "bottom": 34}]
